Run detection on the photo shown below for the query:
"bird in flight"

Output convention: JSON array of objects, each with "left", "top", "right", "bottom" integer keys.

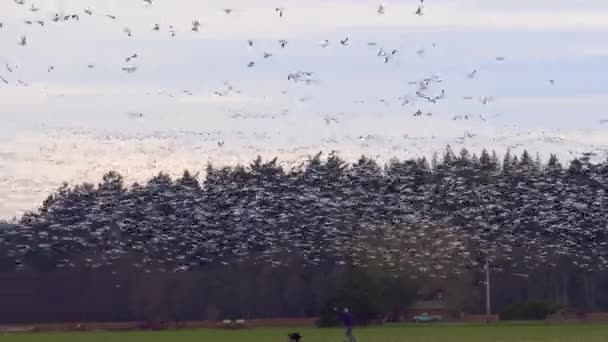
[
  {"left": 275, "top": 8, "right": 284, "bottom": 18},
  {"left": 122, "top": 66, "right": 138, "bottom": 73},
  {"left": 125, "top": 53, "right": 138, "bottom": 62},
  {"left": 192, "top": 20, "right": 201, "bottom": 32},
  {"left": 279, "top": 40, "right": 288, "bottom": 48},
  {"left": 18, "top": 36, "right": 27, "bottom": 46},
  {"left": 320, "top": 40, "right": 330, "bottom": 48},
  {"left": 340, "top": 37, "right": 349, "bottom": 46},
  {"left": 106, "top": 14, "right": 117, "bottom": 20},
  {"left": 378, "top": 4, "right": 385, "bottom": 15}
]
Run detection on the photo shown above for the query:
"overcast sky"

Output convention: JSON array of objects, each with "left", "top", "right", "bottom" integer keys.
[{"left": 1, "top": 0, "right": 608, "bottom": 218}]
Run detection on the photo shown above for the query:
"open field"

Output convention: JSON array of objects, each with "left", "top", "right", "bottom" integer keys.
[{"left": 3, "top": 324, "right": 608, "bottom": 342}]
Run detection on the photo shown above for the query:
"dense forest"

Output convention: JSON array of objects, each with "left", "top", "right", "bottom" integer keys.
[{"left": 1, "top": 147, "right": 608, "bottom": 324}]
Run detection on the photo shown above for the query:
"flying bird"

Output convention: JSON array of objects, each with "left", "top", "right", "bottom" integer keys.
[
  {"left": 279, "top": 40, "right": 288, "bottom": 48},
  {"left": 192, "top": 20, "right": 202, "bottom": 32},
  {"left": 122, "top": 66, "right": 138, "bottom": 73},
  {"left": 125, "top": 53, "right": 138, "bottom": 62},
  {"left": 340, "top": 37, "right": 349, "bottom": 46},
  {"left": 320, "top": 40, "right": 329, "bottom": 48},
  {"left": 275, "top": 7, "right": 284, "bottom": 17},
  {"left": 480, "top": 96, "right": 494, "bottom": 105},
  {"left": 18, "top": 36, "right": 27, "bottom": 46},
  {"left": 378, "top": 4, "right": 385, "bottom": 14}
]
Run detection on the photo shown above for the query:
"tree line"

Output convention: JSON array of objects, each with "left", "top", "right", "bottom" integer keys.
[{"left": 1, "top": 147, "right": 608, "bottom": 324}]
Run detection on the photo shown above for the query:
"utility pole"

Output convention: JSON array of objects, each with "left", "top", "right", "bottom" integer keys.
[{"left": 485, "top": 259, "right": 491, "bottom": 321}]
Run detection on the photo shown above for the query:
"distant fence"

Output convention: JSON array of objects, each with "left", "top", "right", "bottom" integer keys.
[
  {"left": 7, "top": 313, "right": 608, "bottom": 333},
  {"left": 461, "top": 314, "right": 499, "bottom": 322},
  {"left": 0, "top": 318, "right": 318, "bottom": 333},
  {"left": 0, "top": 326, "right": 35, "bottom": 333}
]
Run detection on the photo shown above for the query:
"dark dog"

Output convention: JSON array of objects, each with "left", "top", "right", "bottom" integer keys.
[{"left": 288, "top": 332, "right": 302, "bottom": 342}]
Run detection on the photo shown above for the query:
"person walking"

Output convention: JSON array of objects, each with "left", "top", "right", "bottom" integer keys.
[{"left": 335, "top": 307, "right": 356, "bottom": 342}]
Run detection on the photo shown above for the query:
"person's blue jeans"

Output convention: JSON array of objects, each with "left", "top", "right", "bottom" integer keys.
[{"left": 345, "top": 326, "right": 356, "bottom": 342}]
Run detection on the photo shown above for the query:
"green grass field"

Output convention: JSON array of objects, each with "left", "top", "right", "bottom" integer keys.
[{"left": 3, "top": 324, "right": 608, "bottom": 342}]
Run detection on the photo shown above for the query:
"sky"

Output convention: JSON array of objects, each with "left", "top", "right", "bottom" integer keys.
[{"left": 1, "top": 0, "right": 608, "bottom": 218}]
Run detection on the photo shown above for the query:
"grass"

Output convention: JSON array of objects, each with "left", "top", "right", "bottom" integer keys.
[{"left": 3, "top": 323, "right": 608, "bottom": 342}]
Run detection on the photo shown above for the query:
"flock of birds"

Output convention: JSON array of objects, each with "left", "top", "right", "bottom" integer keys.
[
  {"left": 0, "top": 0, "right": 540, "bottom": 128},
  {"left": 1, "top": 151, "right": 608, "bottom": 276},
  {"left": 1, "top": 1, "right": 607, "bottom": 276}
]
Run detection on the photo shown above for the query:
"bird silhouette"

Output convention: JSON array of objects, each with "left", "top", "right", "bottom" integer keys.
[{"left": 378, "top": 4, "right": 385, "bottom": 14}]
